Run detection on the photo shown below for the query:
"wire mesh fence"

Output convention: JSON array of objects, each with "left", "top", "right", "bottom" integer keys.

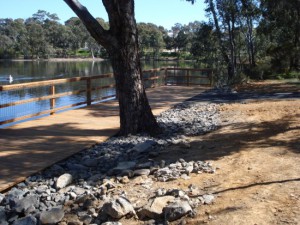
[{"left": 0, "top": 67, "right": 212, "bottom": 127}]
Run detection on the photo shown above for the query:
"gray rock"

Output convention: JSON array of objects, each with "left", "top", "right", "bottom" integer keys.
[
  {"left": 163, "top": 200, "right": 192, "bottom": 221},
  {"left": 102, "top": 197, "right": 136, "bottom": 219},
  {"left": 200, "top": 194, "right": 215, "bottom": 204},
  {"left": 74, "top": 187, "right": 86, "bottom": 196},
  {"left": 133, "top": 169, "right": 151, "bottom": 176},
  {"left": 82, "top": 158, "right": 99, "bottom": 167},
  {"left": 67, "top": 163, "right": 87, "bottom": 171},
  {"left": 12, "top": 215, "right": 37, "bottom": 225},
  {"left": 0, "top": 208, "right": 7, "bottom": 224},
  {"left": 80, "top": 214, "right": 92, "bottom": 224},
  {"left": 0, "top": 194, "right": 4, "bottom": 204},
  {"left": 109, "top": 161, "right": 136, "bottom": 175},
  {"left": 14, "top": 195, "right": 39, "bottom": 213},
  {"left": 4, "top": 188, "right": 25, "bottom": 205},
  {"left": 40, "top": 207, "right": 64, "bottom": 224},
  {"left": 101, "top": 222, "right": 122, "bottom": 225},
  {"left": 131, "top": 140, "right": 156, "bottom": 153},
  {"left": 56, "top": 173, "right": 73, "bottom": 189},
  {"left": 136, "top": 162, "right": 153, "bottom": 169},
  {"left": 138, "top": 196, "right": 175, "bottom": 219}
]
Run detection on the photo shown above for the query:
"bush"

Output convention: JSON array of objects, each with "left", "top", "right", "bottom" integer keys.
[{"left": 274, "top": 71, "right": 300, "bottom": 80}]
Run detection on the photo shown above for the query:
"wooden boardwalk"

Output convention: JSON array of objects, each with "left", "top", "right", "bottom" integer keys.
[{"left": 0, "top": 86, "right": 209, "bottom": 192}]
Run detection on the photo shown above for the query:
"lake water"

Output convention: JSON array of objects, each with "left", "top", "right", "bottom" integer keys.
[{"left": 0, "top": 60, "right": 197, "bottom": 126}]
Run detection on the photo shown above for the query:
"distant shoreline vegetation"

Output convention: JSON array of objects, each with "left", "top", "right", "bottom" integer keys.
[{"left": 1, "top": 5, "right": 299, "bottom": 80}]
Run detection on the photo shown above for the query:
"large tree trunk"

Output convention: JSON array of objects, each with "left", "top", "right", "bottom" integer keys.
[{"left": 64, "top": 0, "right": 160, "bottom": 136}]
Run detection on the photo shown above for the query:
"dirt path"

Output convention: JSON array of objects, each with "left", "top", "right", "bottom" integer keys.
[{"left": 121, "top": 80, "right": 300, "bottom": 225}]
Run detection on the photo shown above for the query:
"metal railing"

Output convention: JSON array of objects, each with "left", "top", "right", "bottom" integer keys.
[{"left": 0, "top": 68, "right": 213, "bottom": 126}]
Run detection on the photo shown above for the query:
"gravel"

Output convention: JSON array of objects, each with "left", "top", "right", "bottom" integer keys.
[{"left": 0, "top": 100, "right": 220, "bottom": 224}]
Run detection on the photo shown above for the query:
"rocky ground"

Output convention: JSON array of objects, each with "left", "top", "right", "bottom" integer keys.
[{"left": 0, "top": 80, "right": 299, "bottom": 225}]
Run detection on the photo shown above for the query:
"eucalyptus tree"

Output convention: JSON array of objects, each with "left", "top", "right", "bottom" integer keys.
[
  {"left": 137, "top": 23, "right": 165, "bottom": 58},
  {"left": 237, "top": 0, "right": 260, "bottom": 68},
  {"left": 175, "top": 30, "right": 188, "bottom": 53},
  {"left": 190, "top": 22, "right": 218, "bottom": 66},
  {"left": 25, "top": 21, "right": 48, "bottom": 58},
  {"left": 0, "top": 34, "right": 14, "bottom": 58},
  {"left": 259, "top": 0, "right": 300, "bottom": 72},
  {"left": 0, "top": 18, "right": 28, "bottom": 58},
  {"left": 63, "top": 0, "right": 160, "bottom": 136}
]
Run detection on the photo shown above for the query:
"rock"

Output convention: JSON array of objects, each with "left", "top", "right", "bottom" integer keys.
[
  {"left": 200, "top": 194, "right": 215, "bottom": 204},
  {"left": 82, "top": 158, "right": 99, "bottom": 167},
  {"left": 138, "top": 196, "right": 175, "bottom": 219},
  {"left": 40, "top": 207, "right": 64, "bottom": 224},
  {"left": 63, "top": 214, "right": 81, "bottom": 225},
  {"left": 166, "top": 189, "right": 186, "bottom": 198},
  {"left": 120, "top": 176, "right": 130, "bottom": 184},
  {"left": 56, "top": 173, "right": 73, "bottom": 189},
  {"left": 14, "top": 195, "right": 39, "bottom": 213},
  {"left": 73, "top": 187, "right": 86, "bottom": 196},
  {"left": 155, "top": 188, "right": 167, "bottom": 197},
  {"left": 67, "top": 163, "right": 87, "bottom": 171},
  {"left": 12, "top": 215, "right": 37, "bottom": 225},
  {"left": 4, "top": 188, "right": 26, "bottom": 206},
  {"left": 80, "top": 214, "right": 92, "bottom": 224},
  {"left": 0, "top": 207, "right": 7, "bottom": 223},
  {"left": 101, "top": 197, "right": 136, "bottom": 219},
  {"left": 109, "top": 161, "right": 136, "bottom": 175},
  {"left": 0, "top": 194, "right": 4, "bottom": 204},
  {"left": 131, "top": 140, "right": 156, "bottom": 153},
  {"left": 163, "top": 200, "right": 192, "bottom": 222},
  {"left": 101, "top": 222, "right": 122, "bottom": 225},
  {"left": 133, "top": 169, "right": 151, "bottom": 177}
]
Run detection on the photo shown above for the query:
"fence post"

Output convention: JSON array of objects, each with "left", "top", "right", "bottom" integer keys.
[
  {"left": 186, "top": 69, "right": 190, "bottom": 86},
  {"left": 50, "top": 85, "right": 55, "bottom": 115},
  {"left": 86, "top": 77, "right": 92, "bottom": 106},
  {"left": 209, "top": 70, "right": 214, "bottom": 86},
  {"left": 164, "top": 68, "right": 168, "bottom": 85}
]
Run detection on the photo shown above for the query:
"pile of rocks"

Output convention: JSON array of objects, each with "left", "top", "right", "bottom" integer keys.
[{"left": 0, "top": 101, "right": 220, "bottom": 225}]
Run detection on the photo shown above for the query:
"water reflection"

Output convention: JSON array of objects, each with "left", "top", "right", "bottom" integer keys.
[{"left": 0, "top": 60, "right": 197, "bottom": 125}]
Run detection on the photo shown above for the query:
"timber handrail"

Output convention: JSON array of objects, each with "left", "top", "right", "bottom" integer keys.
[{"left": 0, "top": 67, "right": 213, "bottom": 126}]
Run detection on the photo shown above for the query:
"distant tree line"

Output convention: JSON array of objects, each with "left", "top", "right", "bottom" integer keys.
[{"left": 1, "top": 0, "right": 299, "bottom": 81}]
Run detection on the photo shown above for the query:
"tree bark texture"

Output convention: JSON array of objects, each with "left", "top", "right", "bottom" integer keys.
[{"left": 64, "top": 0, "right": 160, "bottom": 135}]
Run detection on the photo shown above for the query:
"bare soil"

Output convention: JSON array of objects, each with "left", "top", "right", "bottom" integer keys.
[{"left": 120, "top": 80, "right": 300, "bottom": 225}]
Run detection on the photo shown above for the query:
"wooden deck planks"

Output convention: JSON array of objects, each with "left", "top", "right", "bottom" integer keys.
[{"left": 0, "top": 86, "right": 209, "bottom": 192}]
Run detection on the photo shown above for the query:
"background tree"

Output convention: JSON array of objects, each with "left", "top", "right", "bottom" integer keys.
[
  {"left": 190, "top": 22, "right": 218, "bottom": 67},
  {"left": 259, "top": 0, "right": 300, "bottom": 72},
  {"left": 137, "top": 23, "right": 165, "bottom": 59}
]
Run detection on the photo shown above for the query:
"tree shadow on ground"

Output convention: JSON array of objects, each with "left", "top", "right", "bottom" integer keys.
[
  {"left": 0, "top": 122, "right": 118, "bottom": 192},
  {"left": 155, "top": 113, "right": 299, "bottom": 165}
]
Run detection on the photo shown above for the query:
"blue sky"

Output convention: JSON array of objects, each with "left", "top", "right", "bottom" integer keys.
[{"left": 1, "top": 0, "right": 207, "bottom": 30}]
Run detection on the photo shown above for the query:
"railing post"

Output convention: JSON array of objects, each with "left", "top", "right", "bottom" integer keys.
[
  {"left": 209, "top": 70, "right": 214, "bottom": 86},
  {"left": 164, "top": 68, "right": 168, "bottom": 85},
  {"left": 50, "top": 85, "right": 55, "bottom": 115},
  {"left": 86, "top": 77, "right": 92, "bottom": 106},
  {"left": 186, "top": 69, "right": 190, "bottom": 86}
]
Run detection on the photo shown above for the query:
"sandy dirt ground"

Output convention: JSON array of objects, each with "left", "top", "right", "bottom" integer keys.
[{"left": 119, "top": 80, "right": 300, "bottom": 225}]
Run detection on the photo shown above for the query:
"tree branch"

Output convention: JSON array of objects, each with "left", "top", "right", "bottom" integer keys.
[{"left": 63, "top": 0, "right": 116, "bottom": 49}]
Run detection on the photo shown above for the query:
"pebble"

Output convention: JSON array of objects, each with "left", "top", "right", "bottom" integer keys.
[
  {"left": 56, "top": 173, "right": 73, "bottom": 189},
  {"left": 40, "top": 207, "right": 65, "bottom": 224},
  {"left": 12, "top": 215, "right": 37, "bottom": 225}
]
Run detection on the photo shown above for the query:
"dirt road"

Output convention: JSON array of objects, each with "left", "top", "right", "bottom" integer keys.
[{"left": 123, "top": 80, "right": 300, "bottom": 225}]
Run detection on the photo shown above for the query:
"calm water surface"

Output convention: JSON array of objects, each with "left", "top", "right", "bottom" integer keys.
[{"left": 0, "top": 60, "right": 196, "bottom": 126}]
